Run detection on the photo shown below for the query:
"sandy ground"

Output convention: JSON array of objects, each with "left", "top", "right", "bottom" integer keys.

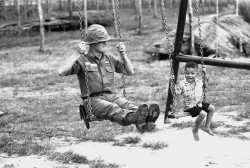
[{"left": 1, "top": 113, "right": 250, "bottom": 168}]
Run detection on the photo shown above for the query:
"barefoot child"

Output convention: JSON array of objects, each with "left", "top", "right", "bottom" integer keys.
[{"left": 175, "top": 62, "right": 215, "bottom": 141}]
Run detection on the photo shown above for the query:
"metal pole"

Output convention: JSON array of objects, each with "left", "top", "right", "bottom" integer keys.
[{"left": 164, "top": 0, "right": 189, "bottom": 123}]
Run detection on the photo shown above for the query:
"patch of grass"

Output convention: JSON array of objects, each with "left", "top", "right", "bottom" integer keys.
[
  {"left": 228, "top": 126, "right": 250, "bottom": 135},
  {"left": 210, "top": 121, "right": 226, "bottom": 129},
  {"left": 2, "top": 164, "right": 15, "bottom": 168},
  {"left": 48, "top": 150, "right": 88, "bottom": 164},
  {"left": 113, "top": 141, "right": 126, "bottom": 146},
  {"left": 171, "top": 121, "right": 194, "bottom": 129},
  {"left": 0, "top": 133, "right": 51, "bottom": 156},
  {"left": 122, "top": 136, "right": 141, "bottom": 144},
  {"left": 89, "top": 159, "right": 120, "bottom": 168},
  {"left": 142, "top": 141, "right": 168, "bottom": 150}
]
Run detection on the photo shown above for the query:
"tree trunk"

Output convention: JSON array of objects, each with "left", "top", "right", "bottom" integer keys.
[
  {"left": 236, "top": 0, "right": 239, "bottom": 15},
  {"left": 105, "top": 0, "right": 109, "bottom": 10},
  {"left": 68, "top": 0, "right": 73, "bottom": 20},
  {"left": 188, "top": 0, "right": 195, "bottom": 55},
  {"left": 200, "top": 0, "right": 205, "bottom": 15},
  {"left": 153, "top": 0, "right": 157, "bottom": 18},
  {"left": 37, "top": 0, "right": 45, "bottom": 52},
  {"left": 111, "top": 0, "right": 118, "bottom": 37},
  {"left": 59, "top": 0, "right": 63, "bottom": 11},
  {"left": 17, "top": 0, "right": 21, "bottom": 27},
  {"left": 134, "top": 0, "right": 139, "bottom": 20},
  {"left": 137, "top": 0, "right": 143, "bottom": 35},
  {"left": 96, "top": 0, "right": 99, "bottom": 10},
  {"left": 1, "top": 0, "right": 7, "bottom": 20},
  {"left": 84, "top": 0, "right": 87, "bottom": 34},
  {"left": 49, "top": 0, "right": 53, "bottom": 15},
  {"left": 23, "top": 0, "right": 27, "bottom": 20},
  {"left": 148, "top": 0, "right": 152, "bottom": 13}
]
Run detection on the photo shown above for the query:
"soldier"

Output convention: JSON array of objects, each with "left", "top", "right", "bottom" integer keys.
[{"left": 58, "top": 24, "right": 160, "bottom": 133}]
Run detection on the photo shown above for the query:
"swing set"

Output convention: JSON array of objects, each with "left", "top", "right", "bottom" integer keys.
[
  {"left": 1, "top": 0, "right": 249, "bottom": 128},
  {"left": 77, "top": 0, "right": 250, "bottom": 129}
]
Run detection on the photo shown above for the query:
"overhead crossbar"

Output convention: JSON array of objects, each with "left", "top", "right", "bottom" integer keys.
[{"left": 176, "top": 55, "right": 250, "bottom": 70}]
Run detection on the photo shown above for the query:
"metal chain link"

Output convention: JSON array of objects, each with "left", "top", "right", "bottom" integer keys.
[
  {"left": 160, "top": 0, "right": 177, "bottom": 112},
  {"left": 195, "top": 0, "right": 207, "bottom": 102},
  {"left": 77, "top": 0, "right": 93, "bottom": 117},
  {"left": 115, "top": 0, "right": 126, "bottom": 98},
  {"left": 77, "top": 0, "right": 85, "bottom": 41},
  {"left": 0, "top": 0, "right": 3, "bottom": 13}
]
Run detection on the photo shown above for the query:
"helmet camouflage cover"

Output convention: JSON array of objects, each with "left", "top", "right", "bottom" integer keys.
[{"left": 85, "top": 24, "right": 111, "bottom": 44}]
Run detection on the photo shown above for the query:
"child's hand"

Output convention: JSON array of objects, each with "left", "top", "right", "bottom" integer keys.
[
  {"left": 117, "top": 42, "right": 126, "bottom": 54},
  {"left": 78, "top": 41, "right": 87, "bottom": 54},
  {"left": 201, "top": 66, "right": 206, "bottom": 73}
]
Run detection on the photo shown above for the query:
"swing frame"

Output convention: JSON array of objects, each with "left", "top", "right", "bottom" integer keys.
[{"left": 164, "top": 0, "right": 250, "bottom": 123}]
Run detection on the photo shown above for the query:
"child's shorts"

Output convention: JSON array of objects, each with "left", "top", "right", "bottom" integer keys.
[{"left": 184, "top": 102, "right": 210, "bottom": 117}]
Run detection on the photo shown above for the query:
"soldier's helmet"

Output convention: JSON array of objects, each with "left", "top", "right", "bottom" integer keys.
[{"left": 85, "top": 24, "right": 111, "bottom": 45}]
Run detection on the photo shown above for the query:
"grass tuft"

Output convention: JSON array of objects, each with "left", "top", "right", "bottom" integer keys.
[
  {"left": 48, "top": 150, "right": 88, "bottom": 164},
  {"left": 122, "top": 136, "right": 141, "bottom": 144},
  {"left": 142, "top": 141, "right": 168, "bottom": 150}
]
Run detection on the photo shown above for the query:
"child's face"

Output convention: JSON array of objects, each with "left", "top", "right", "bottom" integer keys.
[{"left": 185, "top": 67, "right": 198, "bottom": 83}]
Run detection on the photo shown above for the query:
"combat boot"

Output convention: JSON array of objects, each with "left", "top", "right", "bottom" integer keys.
[
  {"left": 145, "top": 103, "right": 160, "bottom": 131},
  {"left": 125, "top": 104, "right": 149, "bottom": 133}
]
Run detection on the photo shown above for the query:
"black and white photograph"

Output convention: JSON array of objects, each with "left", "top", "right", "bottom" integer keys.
[{"left": 0, "top": 0, "right": 250, "bottom": 167}]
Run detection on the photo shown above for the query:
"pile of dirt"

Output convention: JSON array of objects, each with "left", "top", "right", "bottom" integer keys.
[
  {"left": 194, "top": 14, "right": 250, "bottom": 58},
  {"left": 144, "top": 14, "right": 250, "bottom": 59}
]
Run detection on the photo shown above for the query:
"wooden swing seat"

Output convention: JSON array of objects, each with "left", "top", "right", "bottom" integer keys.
[{"left": 168, "top": 111, "right": 191, "bottom": 119}]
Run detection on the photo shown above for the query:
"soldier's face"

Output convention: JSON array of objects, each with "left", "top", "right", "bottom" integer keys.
[{"left": 92, "top": 41, "right": 107, "bottom": 53}]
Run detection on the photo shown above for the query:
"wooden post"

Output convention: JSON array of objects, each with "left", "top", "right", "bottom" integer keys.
[{"left": 164, "top": 0, "right": 189, "bottom": 124}]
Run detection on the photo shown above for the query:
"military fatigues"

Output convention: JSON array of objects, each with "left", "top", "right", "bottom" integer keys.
[{"left": 66, "top": 53, "right": 137, "bottom": 125}]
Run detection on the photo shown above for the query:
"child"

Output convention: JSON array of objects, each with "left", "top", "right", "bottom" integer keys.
[
  {"left": 175, "top": 62, "right": 215, "bottom": 141},
  {"left": 57, "top": 24, "right": 160, "bottom": 133}
]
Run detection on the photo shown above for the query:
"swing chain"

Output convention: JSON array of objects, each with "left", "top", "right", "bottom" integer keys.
[
  {"left": 0, "top": 0, "right": 3, "bottom": 13},
  {"left": 77, "top": 0, "right": 93, "bottom": 117},
  {"left": 195, "top": 0, "right": 207, "bottom": 102},
  {"left": 160, "top": 0, "right": 177, "bottom": 112},
  {"left": 115, "top": 0, "right": 126, "bottom": 98},
  {"left": 77, "top": 0, "right": 85, "bottom": 41}
]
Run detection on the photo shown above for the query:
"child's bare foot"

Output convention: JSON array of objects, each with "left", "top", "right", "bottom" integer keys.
[
  {"left": 192, "top": 129, "right": 200, "bottom": 141},
  {"left": 204, "top": 127, "right": 214, "bottom": 136}
]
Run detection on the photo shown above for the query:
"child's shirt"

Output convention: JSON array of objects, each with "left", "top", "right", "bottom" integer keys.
[{"left": 175, "top": 78, "right": 203, "bottom": 109}]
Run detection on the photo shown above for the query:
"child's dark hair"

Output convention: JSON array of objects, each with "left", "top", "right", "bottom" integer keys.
[{"left": 185, "top": 62, "right": 198, "bottom": 69}]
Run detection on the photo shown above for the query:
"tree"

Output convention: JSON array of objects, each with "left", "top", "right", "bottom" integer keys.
[
  {"left": 1, "top": 0, "right": 7, "bottom": 20},
  {"left": 37, "top": 0, "right": 45, "bottom": 52},
  {"left": 68, "top": 0, "right": 73, "bottom": 20},
  {"left": 236, "top": 0, "right": 239, "bottom": 15},
  {"left": 134, "top": 0, "right": 139, "bottom": 20},
  {"left": 148, "top": 0, "right": 152, "bottom": 13},
  {"left": 137, "top": 0, "right": 143, "bottom": 35},
  {"left": 153, "top": 0, "right": 158, "bottom": 18},
  {"left": 111, "top": 0, "right": 118, "bottom": 37}
]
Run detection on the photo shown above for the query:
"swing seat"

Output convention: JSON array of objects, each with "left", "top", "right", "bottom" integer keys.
[
  {"left": 79, "top": 105, "right": 100, "bottom": 129},
  {"left": 167, "top": 111, "right": 191, "bottom": 119}
]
